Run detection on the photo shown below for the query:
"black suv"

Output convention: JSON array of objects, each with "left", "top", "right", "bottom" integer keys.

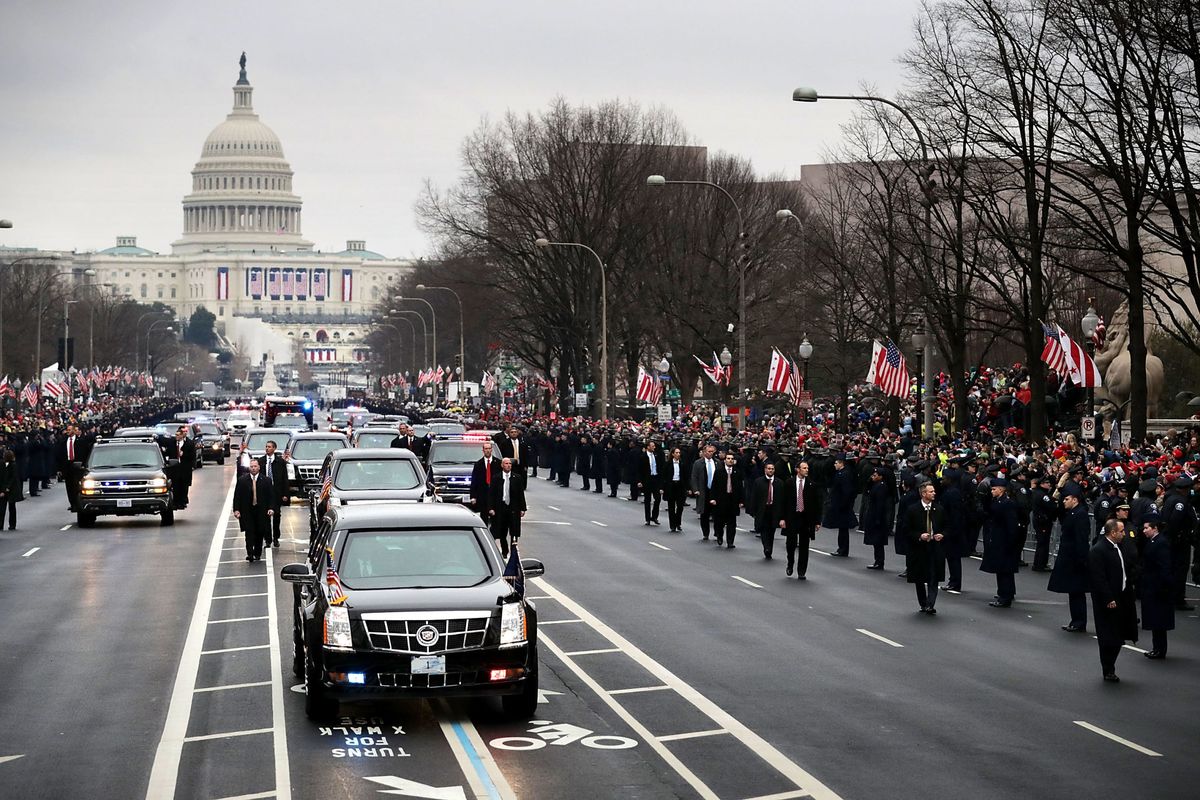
[
  {"left": 427, "top": 438, "right": 488, "bottom": 502},
  {"left": 78, "top": 438, "right": 177, "bottom": 527},
  {"left": 282, "top": 503, "right": 544, "bottom": 720}
]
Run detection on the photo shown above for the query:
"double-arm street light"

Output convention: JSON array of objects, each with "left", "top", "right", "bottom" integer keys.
[
  {"left": 396, "top": 296, "right": 438, "bottom": 402},
  {"left": 389, "top": 309, "right": 429, "bottom": 367},
  {"left": 647, "top": 175, "right": 750, "bottom": 405},
  {"left": 416, "top": 284, "right": 465, "bottom": 401},
  {"left": 36, "top": 267, "right": 95, "bottom": 377},
  {"left": 534, "top": 238, "right": 609, "bottom": 421},
  {"left": 794, "top": 87, "right": 936, "bottom": 437},
  {"left": 378, "top": 317, "right": 419, "bottom": 373},
  {"left": 145, "top": 319, "right": 175, "bottom": 374}
]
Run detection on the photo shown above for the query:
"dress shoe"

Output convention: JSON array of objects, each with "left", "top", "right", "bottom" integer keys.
[
  {"left": 764, "top": 553, "right": 772, "bottom": 560},
  {"left": 716, "top": 540, "right": 724, "bottom": 546},
  {"left": 918, "top": 606, "right": 929, "bottom": 614},
  {"left": 272, "top": 539, "right": 280, "bottom": 547},
  {"left": 644, "top": 521, "right": 652, "bottom": 526},
  {"left": 988, "top": 600, "right": 1012, "bottom": 608},
  {"left": 651, "top": 520, "right": 660, "bottom": 526},
  {"left": 830, "top": 551, "right": 848, "bottom": 558},
  {"left": 726, "top": 544, "right": 736, "bottom": 550},
  {"left": 867, "top": 563, "right": 884, "bottom": 570},
  {"left": 926, "top": 607, "right": 937, "bottom": 615},
  {"left": 786, "top": 565, "right": 794, "bottom": 576},
  {"left": 796, "top": 575, "right": 806, "bottom": 580},
  {"left": 1144, "top": 651, "right": 1166, "bottom": 660},
  {"left": 1103, "top": 673, "right": 1120, "bottom": 683},
  {"left": 245, "top": 555, "right": 252, "bottom": 563},
  {"left": 1061, "top": 624, "right": 1086, "bottom": 633}
]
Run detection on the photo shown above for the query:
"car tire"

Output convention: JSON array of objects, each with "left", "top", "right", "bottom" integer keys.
[
  {"left": 161, "top": 506, "right": 175, "bottom": 526},
  {"left": 304, "top": 639, "right": 337, "bottom": 720},
  {"left": 217, "top": 456, "right": 225, "bottom": 465},
  {"left": 502, "top": 657, "right": 539, "bottom": 720},
  {"left": 77, "top": 510, "right": 97, "bottom": 529}
]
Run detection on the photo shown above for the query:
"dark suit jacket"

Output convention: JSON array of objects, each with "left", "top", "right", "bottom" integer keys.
[
  {"left": 663, "top": 458, "right": 688, "bottom": 495},
  {"left": 56, "top": 435, "right": 93, "bottom": 472},
  {"left": 782, "top": 475, "right": 823, "bottom": 539},
  {"left": 495, "top": 436, "right": 532, "bottom": 470},
  {"left": 233, "top": 473, "right": 275, "bottom": 528},
  {"left": 257, "top": 453, "right": 289, "bottom": 504},
  {"left": 390, "top": 434, "right": 419, "bottom": 452},
  {"left": 708, "top": 466, "right": 743, "bottom": 515},
  {"left": 637, "top": 451, "right": 664, "bottom": 489},
  {"left": 1089, "top": 536, "right": 1139, "bottom": 645},
  {"left": 903, "top": 501, "right": 947, "bottom": 583},
  {"left": 753, "top": 475, "right": 786, "bottom": 529},
  {"left": 469, "top": 456, "right": 502, "bottom": 510},
  {"left": 488, "top": 470, "right": 527, "bottom": 514}
]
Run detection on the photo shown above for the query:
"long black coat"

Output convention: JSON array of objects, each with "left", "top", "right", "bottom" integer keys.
[
  {"left": 708, "top": 466, "right": 743, "bottom": 516},
  {"left": 894, "top": 488, "right": 919, "bottom": 556},
  {"left": 862, "top": 480, "right": 891, "bottom": 546},
  {"left": 980, "top": 494, "right": 1021, "bottom": 575},
  {"left": 822, "top": 467, "right": 858, "bottom": 530},
  {"left": 0, "top": 460, "right": 22, "bottom": 502},
  {"left": 752, "top": 475, "right": 786, "bottom": 531},
  {"left": 904, "top": 501, "right": 947, "bottom": 584},
  {"left": 1088, "top": 537, "right": 1139, "bottom": 646},
  {"left": 1048, "top": 504, "right": 1091, "bottom": 594},
  {"left": 1139, "top": 534, "right": 1175, "bottom": 632},
  {"left": 233, "top": 472, "right": 275, "bottom": 532},
  {"left": 939, "top": 484, "right": 966, "bottom": 559}
]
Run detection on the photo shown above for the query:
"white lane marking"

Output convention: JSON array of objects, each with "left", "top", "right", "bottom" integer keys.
[
  {"left": 211, "top": 791, "right": 277, "bottom": 800},
  {"left": 649, "top": 541, "right": 671, "bottom": 551},
  {"left": 590, "top": 520, "right": 608, "bottom": 527},
  {"left": 547, "top": 505, "right": 561, "bottom": 511},
  {"left": 20, "top": 548, "right": 39, "bottom": 558},
  {"left": 208, "top": 616, "right": 270, "bottom": 625},
  {"left": 744, "top": 791, "right": 812, "bottom": 800},
  {"left": 263, "top": 546, "right": 292, "bottom": 799},
  {"left": 60, "top": 525, "right": 72, "bottom": 531},
  {"left": 220, "top": 559, "right": 257, "bottom": 564},
  {"left": 1014, "top": 599, "right": 1063, "bottom": 605},
  {"left": 213, "top": 592, "right": 268, "bottom": 600},
  {"left": 538, "top": 618, "right": 584, "bottom": 625},
  {"left": 969, "top": 555, "right": 983, "bottom": 561},
  {"left": 856, "top": 629, "right": 904, "bottom": 648},
  {"left": 525, "top": 595, "right": 553, "bottom": 601},
  {"left": 608, "top": 685, "right": 671, "bottom": 695},
  {"left": 731, "top": 575, "right": 763, "bottom": 589},
  {"left": 182, "top": 727, "right": 274, "bottom": 743},
  {"left": 145, "top": 478, "right": 238, "bottom": 800},
  {"left": 657, "top": 729, "right": 730, "bottom": 743},
  {"left": 534, "top": 576, "right": 843, "bottom": 800},
  {"left": 810, "top": 548, "right": 832, "bottom": 556},
  {"left": 222, "top": 546, "right": 246, "bottom": 551},
  {"left": 432, "top": 699, "right": 516, "bottom": 800},
  {"left": 1089, "top": 635, "right": 1149, "bottom": 654},
  {"left": 562, "top": 648, "right": 622, "bottom": 657},
  {"left": 215, "top": 574, "right": 268, "bottom": 580},
  {"left": 0, "top": 755, "right": 24, "bottom": 765},
  {"left": 1073, "top": 721, "right": 1163, "bottom": 757},
  {"left": 201, "top": 644, "right": 271, "bottom": 655},
  {"left": 193, "top": 681, "right": 272, "bottom": 693},
  {"left": 523, "top": 520, "right": 572, "bottom": 525}
]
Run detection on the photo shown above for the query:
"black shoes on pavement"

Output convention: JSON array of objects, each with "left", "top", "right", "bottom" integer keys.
[
  {"left": 1103, "top": 673, "right": 1120, "bottom": 683},
  {"left": 867, "top": 563, "right": 884, "bottom": 570},
  {"left": 988, "top": 599, "right": 1012, "bottom": 608},
  {"left": 1061, "top": 624, "right": 1086, "bottom": 633},
  {"left": 1144, "top": 651, "right": 1166, "bottom": 660}
]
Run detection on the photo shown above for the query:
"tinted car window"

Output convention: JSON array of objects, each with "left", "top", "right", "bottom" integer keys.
[
  {"left": 430, "top": 423, "right": 466, "bottom": 436},
  {"left": 333, "top": 459, "right": 421, "bottom": 491},
  {"left": 429, "top": 442, "right": 484, "bottom": 465},
  {"left": 196, "top": 423, "right": 224, "bottom": 435},
  {"left": 339, "top": 529, "right": 490, "bottom": 589},
  {"left": 275, "top": 414, "right": 308, "bottom": 429},
  {"left": 291, "top": 439, "right": 345, "bottom": 460},
  {"left": 246, "top": 432, "right": 286, "bottom": 451},
  {"left": 355, "top": 432, "right": 396, "bottom": 449},
  {"left": 90, "top": 445, "right": 163, "bottom": 469}
]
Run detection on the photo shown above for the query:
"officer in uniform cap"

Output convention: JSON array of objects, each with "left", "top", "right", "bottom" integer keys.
[
  {"left": 981, "top": 477, "right": 1021, "bottom": 607},
  {"left": 1162, "top": 475, "right": 1197, "bottom": 610}
]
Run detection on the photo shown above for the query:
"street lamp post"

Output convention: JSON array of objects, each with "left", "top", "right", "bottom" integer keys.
[
  {"left": 648, "top": 175, "right": 750, "bottom": 408},
  {"left": 719, "top": 346, "right": 733, "bottom": 409},
  {"left": 798, "top": 334, "right": 813, "bottom": 423},
  {"left": 145, "top": 320, "right": 174, "bottom": 374},
  {"left": 64, "top": 299, "right": 78, "bottom": 369},
  {"left": 396, "top": 296, "right": 437, "bottom": 403},
  {"left": 911, "top": 323, "right": 928, "bottom": 440},
  {"left": 35, "top": 267, "right": 94, "bottom": 378},
  {"left": 534, "top": 238, "right": 609, "bottom": 421},
  {"left": 1081, "top": 300, "right": 1100, "bottom": 445},
  {"left": 416, "top": 285, "right": 465, "bottom": 402},
  {"left": 377, "top": 320, "right": 417, "bottom": 374},
  {"left": 389, "top": 309, "right": 429, "bottom": 367}
]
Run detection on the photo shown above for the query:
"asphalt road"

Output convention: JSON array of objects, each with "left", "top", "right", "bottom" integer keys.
[{"left": 2, "top": 456, "right": 1198, "bottom": 799}]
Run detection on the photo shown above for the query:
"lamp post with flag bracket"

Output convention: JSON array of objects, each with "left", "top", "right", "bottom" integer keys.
[
  {"left": 1081, "top": 301, "right": 1101, "bottom": 445},
  {"left": 798, "top": 335, "right": 813, "bottom": 423}
]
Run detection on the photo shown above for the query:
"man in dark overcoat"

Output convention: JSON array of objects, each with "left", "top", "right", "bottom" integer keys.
[
  {"left": 822, "top": 454, "right": 858, "bottom": 557},
  {"left": 939, "top": 468, "right": 966, "bottom": 591},
  {"left": 1089, "top": 518, "right": 1139, "bottom": 682},
  {"left": 1049, "top": 488, "right": 1091, "bottom": 632},
  {"left": 753, "top": 461, "right": 786, "bottom": 559},
  {"left": 708, "top": 452, "right": 743, "bottom": 549},
  {"left": 862, "top": 467, "right": 891, "bottom": 570},
  {"left": 468, "top": 441, "right": 502, "bottom": 521},
  {"left": 233, "top": 459, "right": 274, "bottom": 562},
  {"left": 1139, "top": 515, "right": 1174, "bottom": 659},
  {"left": 781, "top": 460, "right": 823, "bottom": 579},
  {"left": 905, "top": 480, "right": 946, "bottom": 613},
  {"left": 981, "top": 478, "right": 1021, "bottom": 607},
  {"left": 637, "top": 440, "right": 664, "bottom": 526}
]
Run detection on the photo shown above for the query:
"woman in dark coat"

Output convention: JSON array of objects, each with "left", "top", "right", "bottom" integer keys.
[
  {"left": 980, "top": 479, "right": 1021, "bottom": 606},
  {"left": 1048, "top": 491, "right": 1091, "bottom": 631},
  {"left": 1139, "top": 517, "right": 1174, "bottom": 658},
  {"left": 822, "top": 456, "right": 858, "bottom": 557},
  {"left": 862, "top": 468, "right": 891, "bottom": 568}
]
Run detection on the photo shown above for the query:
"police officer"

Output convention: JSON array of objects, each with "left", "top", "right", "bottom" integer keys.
[
  {"left": 1030, "top": 474, "right": 1057, "bottom": 572},
  {"left": 1049, "top": 486, "right": 1091, "bottom": 632},
  {"left": 1161, "top": 476, "right": 1197, "bottom": 611},
  {"left": 982, "top": 477, "right": 1021, "bottom": 607},
  {"left": 823, "top": 454, "right": 858, "bottom": 557}
]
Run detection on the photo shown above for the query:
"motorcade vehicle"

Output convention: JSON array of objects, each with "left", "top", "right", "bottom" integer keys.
[
  {"left": 274, "top": 412, "right": 313, "bottom": 432},
  {"left": 264, "top": 395, "right": 315, "bottom": 428},
  {"left": 282, "top": 503, "right": 545, "bottom": 720},
  {"left": 426, "top": 438, "right": 489, "bottom": 502},
  {"left": 308, "top": 447, "right": 434, "bottom": 533},
  {"left": 328, "top": 408, "right": 355, "bottom": 433},
  {"left": 370, "top": 414, "right": 410, "bottom": 426},
  {"left": 225, "top": 410, "right": 255, "bottom": 438},
  {"left": 349, "top": 411, "right": 380, "bottom": 429},
  {"left": 285, "top": 432, "right": 350, "bottom": 495},
  {"left": 242, "top": 427, "right": 297, "bottom": 460},
  {"left": 194, "top": 419, "right": 231, "bottom": 464},
  {"left": 77, "top": 437, "right": 176, "bottom": 528},
  {"left": 428, "top": 421, "right": 467, "bottom": 439},
  {"left": 350, "top": 427, "right": 401, "bottom": 449}
]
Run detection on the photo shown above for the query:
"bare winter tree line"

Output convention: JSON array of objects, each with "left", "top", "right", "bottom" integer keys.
[{"left": 411, "top": 0, "right": 1198, "bottom": 444}]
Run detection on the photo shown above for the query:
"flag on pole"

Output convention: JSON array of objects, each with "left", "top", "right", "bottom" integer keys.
[
  {"left": 483, "top": 371, "right": 497, "bottom": 394},
  {"left": 1092, "top": 314, "right": 1106, "bottom": 348},
  {"left": 787, "top": 358, "right": 804, "bottom": 406},
  {"left": 0, "top": 376, "right": 11, "bottom": 398},
  {"left": 866, "top": 340, "right": 910, "bottom": 398},
  {"left": 635, "top": 366, "right": 663, "bottom": 405},
  {"left": 1039, "top": 322, "right": 1067, "bottom": 377},
  {"left": 20, "top": 381, "right": 38, "bottom": 407},
  {"left": 695, "top": 352, "right": 730, "bottom": 386},
  {"left": 1054, "top": 324, "right": 1103, "bottom": 387},
  {"left": 324, "top": 547, "right": 348, "bottom": 607},
  {"left": 502, "top": 541, "right": 525, "bottom": 598},
  {"left": 767, "top": 349, "right": 792, "bottom": 394}
]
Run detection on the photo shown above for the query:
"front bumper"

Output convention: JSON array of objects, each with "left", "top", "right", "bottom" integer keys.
[
  {"left": 80, "top": 494, "right": 172, "bottom": 515},
  {"left": 318, "top": 644, "right": 533, "bottom": 700}
]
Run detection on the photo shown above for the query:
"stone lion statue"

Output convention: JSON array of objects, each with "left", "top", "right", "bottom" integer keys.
[{"left": 1094, "top": 301, "right": 1165, "bottom": 418}]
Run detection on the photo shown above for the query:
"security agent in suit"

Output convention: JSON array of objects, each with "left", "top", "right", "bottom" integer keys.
[
  {"left": 689, "top": 444, "right": 718, "bottom": 540},
  {"left": 708, "top": 452, "right": 744, "bottom": 548},
  {"left": 488, "top": 457, "right": 526, "bottom": 557},
  {"left": 233, "top": 459, "right": 275, "bottom": 562},
  {"left": 495, "top": 425, "right": 532, "bottom": 476},
  {"left": 753, "top": 462, "right": 786, "bottom": 559},
  {"left": 1089, "top": 518, "right": 1139, "bottom": 682},
  {"left": 166, "top": 426, "right": 196, "bottom": 509},
  {"left": 638, "top": 440, "right": 664, "bottom": 526},
  {"left": 56, "top": 425, "right": 93, "bottom": 513},
  {"left": 257, "top": 440, "right": 289, "bottom": 547},
  {"left": 1139, "top": 515, "right": 1174, "bottom": 659},
  {"left": 390, "top": 423, "right": 420, "bottom": 453},
  {"left": 822, "top": 454, "right": 858, "bottom": 557},
  {"left": 663, "top": 447, "right": 688, "bottom": 532},
  {"left": 904, "top": 481, "right": 946, "bottom": 613},
  {"left": 780, "top": 460, "right": 822, "bottom": 578},
  {"left": 468, "top": 441, "right": 502, "bottom": 521}
]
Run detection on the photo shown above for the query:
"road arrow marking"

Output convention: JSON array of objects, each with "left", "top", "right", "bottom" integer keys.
[
  {"left": 364, "top": 775, "right": 467, "bottom": 799},
  {"left": 0, "top": 755, "right": 25, "bottom": 765},
  {"left": 537, "top": 689, "right": 563, "bottom": 704}
]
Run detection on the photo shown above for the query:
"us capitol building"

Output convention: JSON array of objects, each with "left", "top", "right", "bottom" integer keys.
[{"left": 53, "top": 55, "right": 412, "bottom": 368}]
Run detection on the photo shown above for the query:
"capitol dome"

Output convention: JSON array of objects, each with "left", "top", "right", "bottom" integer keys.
[{"left": 173, "top": 54, "right": 312, "bottom": 255}]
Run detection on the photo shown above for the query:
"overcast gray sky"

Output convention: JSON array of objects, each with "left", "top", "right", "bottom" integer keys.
[{"left": 0, "top": 0, "right": 923, "bottom": 258}]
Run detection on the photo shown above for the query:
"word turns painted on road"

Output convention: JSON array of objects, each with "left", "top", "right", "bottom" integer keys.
[{"left": 320, "top": 717, "right": 411, "bottom": 758}]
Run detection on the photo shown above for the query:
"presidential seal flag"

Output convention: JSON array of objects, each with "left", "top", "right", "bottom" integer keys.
[{"left": 502, "top": 541, "right": 525, "bottom": 598}]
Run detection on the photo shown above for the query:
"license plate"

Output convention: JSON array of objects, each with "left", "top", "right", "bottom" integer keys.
[
  {"left": 411, "top": 655, "right": 446, "bottom": 675},
  {"left": 117, "top": 499, "right": 133, "bottom": 508}
]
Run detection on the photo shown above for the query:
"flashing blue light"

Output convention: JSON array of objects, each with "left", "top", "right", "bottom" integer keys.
[
  {"left": 347, "top": 672, "right": 365, "bottom": 685},
  {"left": 303, "top": 401, "right": 313, "bottom": 410}
]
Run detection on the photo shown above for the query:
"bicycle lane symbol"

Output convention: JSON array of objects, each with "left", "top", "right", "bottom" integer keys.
[{"left": 488, "top": 720, "right": 638, "bottom": 751}]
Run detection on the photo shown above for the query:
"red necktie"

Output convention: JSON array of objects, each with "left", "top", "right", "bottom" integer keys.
[
  {"left": 486, "top": 461, "right": 492, "bottom": 485},
  {"left": 767, "top": 479, "right": 773, "bottom": 505},
  {"left": 68, "top": 437, "right": 74, "bottom": 461}
]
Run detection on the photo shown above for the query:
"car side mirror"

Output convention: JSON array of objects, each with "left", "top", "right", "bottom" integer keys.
[
  {"left": 520, "top": 558, "right": 545, "bottom": 578},
  {"left": 280, "top": 563, "right": 315, "bottom": 584}
]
